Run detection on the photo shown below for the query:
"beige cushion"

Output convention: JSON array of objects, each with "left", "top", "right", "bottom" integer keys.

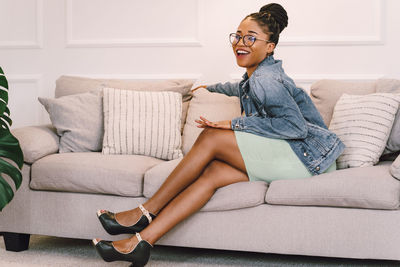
[
  {"left": 266, "top": 163, "right": 400, "bottom": 210},
  {"left": 102, "top": 88, "right": 183, "bottom": 160},
  {"left": 31, "top": 152, "right": 163, "bottom": 197},
  {"left": 182, "top": 88, "right": 241, "bottom": 154},
  {"left": 39, "top": 92, "right": 103, "bottom": 153},
  {"left": 55, "top": 75, "right": 194, "bottom": 131},
  {"left": 310, "top": 79, "right": 376, "bottom": 126},
  {"left": 11, "top": 125, "right": 59, "bottom": 164},
  {"left": 329, "top": 93, "right": 400, "bottom": 169},
  {"left": 143, "top": 158, "right": 268, "bottom": 211}
]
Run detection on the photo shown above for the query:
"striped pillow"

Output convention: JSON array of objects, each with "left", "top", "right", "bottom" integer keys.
[
  {"left": 102, "top": 87, "right": 183, "bottom": 160},
  {"left": 329, "top": 93, "right": 400, "bottom": 169}
]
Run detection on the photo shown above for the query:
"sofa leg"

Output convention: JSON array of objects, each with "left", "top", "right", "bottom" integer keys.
[{"left": 3, "top": 232, "right": 30, "bottom": 252}]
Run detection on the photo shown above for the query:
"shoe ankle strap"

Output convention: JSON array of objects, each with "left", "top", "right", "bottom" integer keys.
[
  {"left": 136, "top": 232, "right": 142, "bottom": 242},
  {"left": 139, "top": 204, "right": 153, "bottom": 223}
]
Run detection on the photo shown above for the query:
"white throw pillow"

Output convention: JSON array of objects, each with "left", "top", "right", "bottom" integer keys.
[
  {"left": 329, "top": 93, "right": 400, "bottom": 169},
  {"left": 182, "top": 88, "right": 241, "bottom": 154},
  {"left": 102, "top": 88, "right": 183, "bottom": 160}
]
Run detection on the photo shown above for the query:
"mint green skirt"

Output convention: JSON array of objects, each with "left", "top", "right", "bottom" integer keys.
[{"left": 235, "top": 131, "right": 336, "bottom": 183}]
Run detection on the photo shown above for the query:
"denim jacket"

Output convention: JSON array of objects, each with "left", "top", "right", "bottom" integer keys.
[{"left": 206, "top": 56, "right": 345, "bottom": 175}]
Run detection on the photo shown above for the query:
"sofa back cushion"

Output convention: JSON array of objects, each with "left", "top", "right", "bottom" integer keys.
[
  {"left": 310, "top": 78, "right": 400, "bottom": 156},
  {"left": 309, "top": 79, "right": 377, "bottom": 126},
  {"left": 182, "top": 88, "right": 241, "bottom": 154},
  {"left": 55, "top": 75, "right": 194, "bottom": 131},
  {"left": 55, "top": 75, "right": 193, "bottom": 100}
]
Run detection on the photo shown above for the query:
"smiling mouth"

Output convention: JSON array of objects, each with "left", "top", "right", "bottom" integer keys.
[{"left": 236, "top": 49, "right": 250, "bottom": 56}]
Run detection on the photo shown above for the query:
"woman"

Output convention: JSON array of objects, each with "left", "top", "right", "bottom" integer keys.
[{"left": 93, "top": 3, "right": 345, "bottom": 266}]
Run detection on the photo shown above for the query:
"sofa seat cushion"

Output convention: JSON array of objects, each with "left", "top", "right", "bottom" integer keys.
[
  {"left": 143, "top": 158, "right": 268, "bottom": 211},
  {"left": 31, "top": 152, "right": 163, "bottom": 197},
  {"left": 266, "top": 163, "right": 400, "bottom": 210}
]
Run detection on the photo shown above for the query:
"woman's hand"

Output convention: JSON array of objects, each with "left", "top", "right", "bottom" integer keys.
[
  {"left": 191, "top": 85, "right": 207, "bottom": 93},
  {"left": 195, "top": 116, "right": 232, "bottom": 130}
]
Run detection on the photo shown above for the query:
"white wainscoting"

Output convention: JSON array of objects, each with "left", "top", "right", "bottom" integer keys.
[
  {"left": 0, "top": 0, "right": 398, "bottom": 127},
  {"left": 0, "top": 0, "right": 43, "bottom": 48},
  {"left": 65, "top": 0, "right": 204, "bottom": 47},
  {"left": 225, "top": 0, "right": 385, "bottom": 46},
  {"left": 6, "top": 75, "right": 42, "bottom": 128}
]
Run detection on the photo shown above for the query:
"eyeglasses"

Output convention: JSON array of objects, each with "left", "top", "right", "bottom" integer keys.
[{"left": 229, "top": 33, "right": 273, "bottom": 47}]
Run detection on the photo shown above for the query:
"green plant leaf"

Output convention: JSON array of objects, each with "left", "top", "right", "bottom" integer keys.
[
  {"left": 0, "top": 67, "right": 24, "bottom": 211},
  {"left": 0, "top": 67, "right": 8, "bottom": 117},
  {"left": 0, "top": 177, "right": 14, "bottom": 209},
  {"left": 0, "top": 128, "right": 24, "bottom": 168},
  {"left": 0, "top": 159, "right": 18, "bottom": 204}
]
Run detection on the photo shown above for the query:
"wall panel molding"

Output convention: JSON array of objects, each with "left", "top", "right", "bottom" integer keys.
[
  {"left": 279, "top": 0, "right": 384, "bottom": 46},
  {"left": 229, "top": 73, "right": 384, "bottom": 92},
  {"left": 0, "top": 0, "right": 43, "bottom": 49},
  {"left": 6, "top": 75, "right": 43, "bottom": 127},
  {"left": 67, "top": 73, "right": 203, "bottom": 81},
  {"left": 65, "top": 0, "right": 203, "bottom": 48},
  {"left": 230, "top": 73, "right": 384, "bottom": 82}
]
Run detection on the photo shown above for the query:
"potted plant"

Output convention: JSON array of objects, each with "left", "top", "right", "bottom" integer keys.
[{"left": 0, "top": 67, "right": 23, "bottom": 211}]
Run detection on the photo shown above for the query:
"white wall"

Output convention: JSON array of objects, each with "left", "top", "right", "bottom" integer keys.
[{"left": 1, "top": 0, "right": 399, "bottom": 128}]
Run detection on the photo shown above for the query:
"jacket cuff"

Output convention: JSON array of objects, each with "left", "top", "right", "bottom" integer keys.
[
  {"left": 231, "top": 117, "right": 245, "bottom": 130},
  {"left": 205, "top": 85, "right": 215, "bottom": 93}
]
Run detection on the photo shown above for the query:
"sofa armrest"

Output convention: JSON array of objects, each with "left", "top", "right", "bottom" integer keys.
[{"left": 11, "top": 125, "right": 59, "bottom": 164}]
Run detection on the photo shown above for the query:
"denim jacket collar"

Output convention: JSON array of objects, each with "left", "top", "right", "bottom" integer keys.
[{"left": 241, "top": 55, "right": 279, "bottom": 85}]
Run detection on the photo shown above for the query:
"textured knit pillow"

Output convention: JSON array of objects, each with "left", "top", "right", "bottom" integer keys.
[
  {"left": 102, "top": 87, "right": 183, "bottom": 160},
  {"left": 38, "top": 92, "right": 103, "bottom": 153},
  {"left": 329, "top": 93, "right": 400, "bottom": 169}
]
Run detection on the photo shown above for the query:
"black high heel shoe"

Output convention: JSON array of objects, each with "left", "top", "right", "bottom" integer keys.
[
  {"left": 92, "top": 233, "right": 152, "bottom": 266},
  {"left": 97, "top": 204, "right": 156, "bottom": 235}
]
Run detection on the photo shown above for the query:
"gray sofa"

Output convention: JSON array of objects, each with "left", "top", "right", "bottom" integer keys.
[{"left": 1, "top": 76, "right": 400, "bottom": 261}]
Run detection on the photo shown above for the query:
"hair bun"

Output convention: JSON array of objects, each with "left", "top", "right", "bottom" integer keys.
[{"left": 259, "top": 3, "right": 288, "bottom": 33}]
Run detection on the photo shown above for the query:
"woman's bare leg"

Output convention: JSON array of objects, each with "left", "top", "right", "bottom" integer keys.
[
  {"left": 110, "top": 159, "right": 249, "bottom": 252},
  {"left": 115, "top": 128, "right": 247, "bottom": 226}
]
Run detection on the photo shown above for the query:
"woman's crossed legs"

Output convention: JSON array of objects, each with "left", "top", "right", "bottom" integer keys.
[{"left": 97, "top": 128, "right": 249, "bottom": 252}]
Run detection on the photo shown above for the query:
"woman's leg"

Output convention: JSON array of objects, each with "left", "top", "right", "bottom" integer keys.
[
  {"left": 115, "top": 128, "right": 247, "bottom": 226},
  {"left": 110, "top": 159, "right": 249, "bottom": 252}
]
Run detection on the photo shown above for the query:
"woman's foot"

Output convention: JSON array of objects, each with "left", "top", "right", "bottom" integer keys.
[
  {"left": 112, "top": 235, "right": 139, "bottom": 253},
  {"left": 97, "top": 204, "right": 156, "bottom": 235},
  {"left": 92, "top": 233, "right": 152, "bottom": 266},
  {"left": 114, "top": 206, "right": 148, "bottom": 227}
]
